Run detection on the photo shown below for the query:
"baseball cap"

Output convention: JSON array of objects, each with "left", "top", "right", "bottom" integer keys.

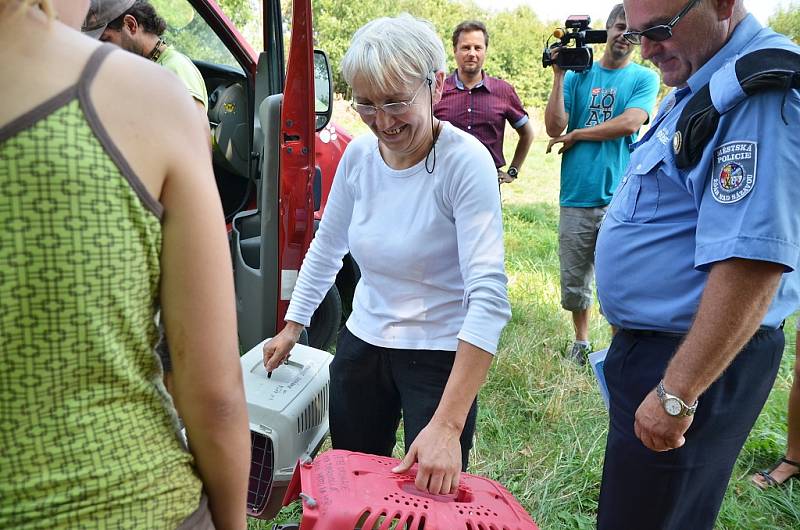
[{"left": 81, "top": 0, "right": 136, "bottom": 39}]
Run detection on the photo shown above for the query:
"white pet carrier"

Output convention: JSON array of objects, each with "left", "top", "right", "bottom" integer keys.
[{"left": 240, "top": 339, "right": 332, "bottom": 520}]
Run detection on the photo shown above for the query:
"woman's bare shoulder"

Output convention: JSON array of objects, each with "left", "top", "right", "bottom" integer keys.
[
  {"left": 87, "top": 41, "right": 211, "bottom": 200},
  {"left": 93, "top": 48, "right": 201, "bottom": 132}
]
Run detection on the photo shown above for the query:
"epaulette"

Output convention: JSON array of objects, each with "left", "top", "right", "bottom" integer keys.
[{"left": 673, "top": 48, "right": 800, "bottom": 169}]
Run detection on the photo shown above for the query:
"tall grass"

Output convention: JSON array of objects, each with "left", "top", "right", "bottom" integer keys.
[{"left": 249, "top": 111, "right": 800, "bottom": 529}]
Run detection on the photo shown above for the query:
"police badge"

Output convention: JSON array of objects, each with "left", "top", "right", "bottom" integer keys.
[{"left": 711, "top": 141, "right": 757, "bottom": 204}]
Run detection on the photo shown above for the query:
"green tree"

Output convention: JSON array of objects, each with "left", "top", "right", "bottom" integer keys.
[
  {"left": 312, "top": 0, "right": 384, "bottom": 94},
  {"left": 310, "top": 0, "right": 637, "bottom": 109},
  {"left": 150, "top": 0, "right": 257, "bottom": 68},
  {"left": 769, "top": 2, "right": 800, "bottom": 43},
  {"left": 485, "top": 6, "right": 551, "bottom": 108},
  {"left": 217, "top": 0, "right": 253, "bottom": 28}
]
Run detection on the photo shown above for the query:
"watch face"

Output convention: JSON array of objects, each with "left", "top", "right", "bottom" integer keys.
[{"left": 664, "top": 398, "right": 682, "bottom": 416}]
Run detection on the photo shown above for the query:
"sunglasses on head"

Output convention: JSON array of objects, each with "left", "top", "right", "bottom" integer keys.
[{"left": 623, "top": 0, "right": 701, "bottom": 45}]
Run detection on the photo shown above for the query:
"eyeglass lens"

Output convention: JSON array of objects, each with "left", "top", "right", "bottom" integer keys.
[
  {"left": 351, "top": 80, "right": 426, "bottom": 116},
  {"left": 623, "top": 0, "right": 699, "bottom": 44},
  {"left": 352, "top": 102, "right": 409, "bottom": 116},
  {"left": 625, "top": 25, "right": 672, "bottom": 44}
]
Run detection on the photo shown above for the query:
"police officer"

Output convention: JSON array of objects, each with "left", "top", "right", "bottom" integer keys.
[{"left": 594, "top": 1, "right": 800, "bottom": 529}]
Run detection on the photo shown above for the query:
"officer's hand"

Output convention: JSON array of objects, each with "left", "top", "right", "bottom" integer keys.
[
  {"left": 634, "top": 389, "right": 694, "bottom": 452},
  {"left": 497, "top": 169, "right": 516, "bottom": 184},
  {"left": 262, "top": 321, "right": 304, "bottom": 374},
  {"left": 392, "top": 420, "right": 462, "bottom": 495},
  {"left": 546, "top": 131, "right": 576, "bottom": 154}
]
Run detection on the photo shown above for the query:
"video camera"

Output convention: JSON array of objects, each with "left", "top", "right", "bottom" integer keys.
[{"left": 542, "top": 15, "right": 608, "bottom": 73}]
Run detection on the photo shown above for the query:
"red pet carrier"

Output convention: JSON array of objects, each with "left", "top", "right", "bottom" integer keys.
[{"left": 279, "top": 449, "right": 540, "bottom": 530}]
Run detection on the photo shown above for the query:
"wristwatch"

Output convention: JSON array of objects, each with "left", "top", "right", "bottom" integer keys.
[
  {"left": 656, "top": 380, "right": 698, "bottom": 417},
  {"left": 506, "top": 166, "right": 519, "bottom": 179}
]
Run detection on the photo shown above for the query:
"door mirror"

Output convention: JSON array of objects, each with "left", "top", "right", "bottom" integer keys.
[{"left": 314, "top": 50, "right": 333, "bottom": 131}]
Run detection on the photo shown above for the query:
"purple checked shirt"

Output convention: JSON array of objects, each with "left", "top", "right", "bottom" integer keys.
[{"left": 434, "top": 71, "right": 529, "bottom": 168}]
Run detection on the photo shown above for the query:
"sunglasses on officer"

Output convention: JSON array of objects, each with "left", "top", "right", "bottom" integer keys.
[{"left": 622, "top": 0, "right": 701, "bottom": 45}]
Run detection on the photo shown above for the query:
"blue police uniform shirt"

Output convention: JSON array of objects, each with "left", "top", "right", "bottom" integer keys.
[
  {"left": 561, "top": 62, "right": 659, "bottom": 207},
  {"left": 596, "top": 14, "right": 800, "bottom": 331}
]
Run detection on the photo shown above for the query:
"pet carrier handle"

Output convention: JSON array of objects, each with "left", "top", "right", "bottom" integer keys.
[
  {"left": 399, "top": 479, "right": 474, "bottom": 503},
  {"left": 298, "top": 492, "right": 317, "bottom": 508}
]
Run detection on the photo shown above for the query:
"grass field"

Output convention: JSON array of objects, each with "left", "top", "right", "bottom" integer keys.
[{"left": 249, "top": 106, "right": 800, "bottom": 529}]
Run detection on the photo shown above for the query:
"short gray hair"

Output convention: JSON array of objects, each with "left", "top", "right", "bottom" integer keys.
[
  {"left": 606, "top": 3, "right": 626, "bottom": 28},
  {"left": 341, "top": 13, "right": 446, "bottom": 95}
]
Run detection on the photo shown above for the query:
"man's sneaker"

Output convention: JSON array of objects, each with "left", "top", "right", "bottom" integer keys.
[{"left": 565, "top": 341, "right": 591, "bottom": 365}]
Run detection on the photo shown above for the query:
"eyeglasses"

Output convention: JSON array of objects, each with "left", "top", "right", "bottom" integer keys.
[
  {"left": 351, "top": 80, "right": 428, "bottom": 116},
  {"left": 622, "top": 0, "right": 700, "bottom": 45}
]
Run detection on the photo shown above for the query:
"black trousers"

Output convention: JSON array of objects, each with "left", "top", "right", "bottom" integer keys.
[
  {"left": 329, "top": 326, "right": 478, "bottom": 471},
  {"left": 597, "top": 328, "right": 784, "bottom": 530}
]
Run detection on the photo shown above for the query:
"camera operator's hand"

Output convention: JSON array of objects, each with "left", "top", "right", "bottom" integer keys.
[
  {"left": 550, "top": 47, "right": 566, "bottom": 77},
  {"left": 546, "top": 131, "right": 577, "bottom": 154}
]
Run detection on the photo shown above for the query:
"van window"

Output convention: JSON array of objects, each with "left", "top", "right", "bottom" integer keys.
[{"left": 152, "top": 0, "right": 244, "bottom": 72}]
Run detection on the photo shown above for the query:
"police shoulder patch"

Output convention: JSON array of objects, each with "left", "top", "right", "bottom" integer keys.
[{"left": 711, "top": 141, "right": 757, "bottom": 204}]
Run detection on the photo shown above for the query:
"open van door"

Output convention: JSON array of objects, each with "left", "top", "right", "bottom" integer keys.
[{"left": 232, "top": 0, "right": 330, "bottom": 350}]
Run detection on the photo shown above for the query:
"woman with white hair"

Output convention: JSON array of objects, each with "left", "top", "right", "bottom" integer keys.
[{"left": 264, "top": 14, "right": 510, "bottom": 495}]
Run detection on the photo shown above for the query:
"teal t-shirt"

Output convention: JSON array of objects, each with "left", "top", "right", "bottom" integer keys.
[{"left": 561, "top": 61, "right": 659, "bottom": 207}]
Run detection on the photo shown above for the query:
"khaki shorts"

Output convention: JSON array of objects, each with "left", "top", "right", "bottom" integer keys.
[{"left": 558, "top": 206, "right": 607, "bottom": 312}]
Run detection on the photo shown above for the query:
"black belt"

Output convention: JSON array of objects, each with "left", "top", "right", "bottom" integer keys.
[{"left": 621, "top": 321, "right": 784, "bottom": 340}]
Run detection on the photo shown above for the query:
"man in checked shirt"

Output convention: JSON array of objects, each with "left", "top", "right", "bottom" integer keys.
[{"left": 434, "top": 20, "right": 534, "bottom": 186}]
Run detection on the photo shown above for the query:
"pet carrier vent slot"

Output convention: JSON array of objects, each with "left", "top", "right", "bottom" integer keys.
[
  {"left": 297, "top": 382, "right": 329, "bottom": 433},
  {"left": 247, "top": 431, "right": 275, "bottom": 513},
  {"left": 356, "top": 510, "right": 371, "bottom": 529}
]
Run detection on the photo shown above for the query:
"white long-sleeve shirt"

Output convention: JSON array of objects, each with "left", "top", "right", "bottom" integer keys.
[{"left": 285, "top": 122, "right": 511, "bottom": 354}]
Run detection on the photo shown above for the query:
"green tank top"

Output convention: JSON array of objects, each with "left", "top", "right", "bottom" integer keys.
[{"left": 0, "top": 45, "right": 203, "bottom": 528}]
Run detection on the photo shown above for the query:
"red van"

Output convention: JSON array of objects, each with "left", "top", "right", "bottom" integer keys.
[{"left": 168, "top": 0, "right": 353, "bottom": 350}]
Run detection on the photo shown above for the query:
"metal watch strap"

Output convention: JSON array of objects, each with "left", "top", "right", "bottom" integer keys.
[{"left": 656, "top": 380, "right": 698, "bottom": 417}]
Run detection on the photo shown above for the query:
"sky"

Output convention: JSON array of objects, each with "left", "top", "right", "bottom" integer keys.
[{"left": 474, "top": 1, "right": 789, "bottom": 26}]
